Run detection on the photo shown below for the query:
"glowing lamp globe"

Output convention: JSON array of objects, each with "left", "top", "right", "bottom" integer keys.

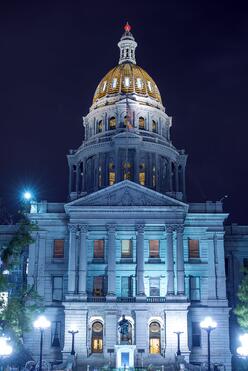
[
  {"left": 34, "top": 315, "right": 51, "bottom": 330},
  {"left": 68, "top": 324, "right": 79, "bottom": 333},
  {"left": 237, "top": 333, "right": 248, "bottom": 357},
  {"left": 23, "top": 191, "right": 32, "bottom": 201},
  {"left": 200, "top": 316, "right": 217, "bottom": 330},
  {"left": 0, "top": 336, "right": 13, "bottom": 356}
]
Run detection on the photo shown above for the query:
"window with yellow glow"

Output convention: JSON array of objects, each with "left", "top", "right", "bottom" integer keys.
[
  {"left": 139, "top": 163, "right": 145, "bottom": 185},
  {"left": 109, "top": 117, "right": 116, "bottom": 130},
  {"left": 98, "top": 166, "right": 102, "bottom": 187},
  {"left": 149, "top": 322, "right": 161, "bottom": 354},
  {"left": 123, "top": 161, "right": 131, "bottom": 180},
  {"left": 149, "top": 240, "right": 160, "bottom": 258},
  {"left": 139, "top": 117, "right": 145, "bottom": 129},
  {"left": 124, "top": 115, "right": 128, "bottom": 127},
  {"left": 109, "top": 162, "right": 115, "bottom": 185},
  {"left": 92, "top": 321, "right": 103, "bottom": 353},
  {"left": 121, "top": 240, "right": 132, "bottom": 258}
]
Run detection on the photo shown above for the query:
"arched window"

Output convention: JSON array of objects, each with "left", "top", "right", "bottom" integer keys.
[
  {"left": 124, "top": 115, "right": 128, "bottom": 127},
  {"left": 97, "top": 120, "right": 103, "bottom": 133},
  {"left": 139, "top": 117, "right": 145, "bottom": 130},
  {"left": 109, "top": 117, "right": 116, "bottom": 130},
  {"left": 91, "top": 321, "right": 103, "bottom": 353},
  {"left": 123, "top": 161, "right": 132, "bottom": 180},
  {"left": 149, "top": 321, "right": 161, "bottom": 354},
  {"left": 109, "top": 161, "right": 115, "bottom": 185},
  {"left": 139, "top": 163, "right": 145, "bottom": 185},
  {"left": 152, "top": 120, "right": 157, "bottom": 133}
]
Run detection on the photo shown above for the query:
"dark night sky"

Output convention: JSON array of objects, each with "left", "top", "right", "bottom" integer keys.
[{"left": 1, "top": 0, "right": 248, "bottom": 224}]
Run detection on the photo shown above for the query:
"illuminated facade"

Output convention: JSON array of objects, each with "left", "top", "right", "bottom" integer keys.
[{"left": 22, "top": 24, "right": 234, "bottom": 369}]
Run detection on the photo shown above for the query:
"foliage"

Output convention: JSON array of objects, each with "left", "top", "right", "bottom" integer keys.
[
  {"left": 0, "top": 206, "right": 43, "bottom": 348},
  {"left": 235, "top": 268, "right": 248, "bottom": 330}
]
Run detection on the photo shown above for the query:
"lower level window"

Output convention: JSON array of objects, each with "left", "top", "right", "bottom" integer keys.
[
  {"left": 149, "top": 321, "right": 161, "bottom": 354},
  {"left": 192, "top": 322, "right": 201, "bottom": 347},
  {"left": 92, "top": 321, "right": 103, "bottom": 353}
]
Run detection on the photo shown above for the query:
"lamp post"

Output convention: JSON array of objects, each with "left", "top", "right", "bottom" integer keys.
[
  {"left": 174, "top": 330, "right": 184, "bottom": 356},
  {"left": 68, "top": 326, "right": 79, "bottom": 355},
  {"left": 0, "top": 336, "right": 13, "bottom": 371},
  {"left": 34, "top": 316, "right": 51, "bottom": 371},
  {"left": 200, "top": 316, "right": 217, "bottom": 371}
]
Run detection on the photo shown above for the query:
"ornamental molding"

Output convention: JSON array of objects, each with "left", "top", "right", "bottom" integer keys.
[
  {"left": 78, "top": 224, "right": 88, "bottom": 233},
  {"left": 136, "top": 224, "right": 145, "bottom": 233},
  {"left": 106, "top": 224, "right": 116, "bottom": 233},
  {"left": 68, "top": 224, "right": 78, "bottom": 233}
]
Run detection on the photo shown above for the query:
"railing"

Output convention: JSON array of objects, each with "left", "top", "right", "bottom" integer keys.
[
  {"left": 87, "top": 296, "right": 106, "bottom": 302},
  {"left": 116, "top": 297, "right": 136, "bottom": 303},
  {"left": 146, "top": 296, "right": 167, "bottom": 303}
]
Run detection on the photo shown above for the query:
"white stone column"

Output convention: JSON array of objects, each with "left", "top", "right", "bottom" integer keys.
[
  {"left": 135, "top": 310, "right": 148, "bottom": 350},
  {"left": 176, "top": 225, "right": 185, "bottom": 295},
  {"left": 105, "top": 311, "right": 117, "bottom": 355},
  {"left": 207, "top": 233, "right": 217, "bottom": 299},
  {"left": 78, "top": 224, "right": 88, "bottom": 298},
  {"left": 107, "top": 224, "right": 116, "bottom": 298},
  {"left": 136, "top": 224, "right": 146, "bottom": 297},
  {"left": 68, "top": 224, "right": 77, "bottom": 294},
  {"left": 37, "top": 231, "right": 46, "bottom": 297},
  {"left": 215, "top": 232, "right": 227, "bottom": 299},
  {"left": 166, "top": 225, "right": 174, "bottom": 296}
]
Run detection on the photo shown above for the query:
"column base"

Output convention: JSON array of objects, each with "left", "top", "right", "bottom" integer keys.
[
  {"left": 106, "top": 293, "right": 116, "bottom": 302},
  {"left": 136, "top": 294, "right": 146, "bottom": 302}
]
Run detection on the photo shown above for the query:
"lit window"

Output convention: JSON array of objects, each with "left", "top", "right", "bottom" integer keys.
[
  {"left": 139, "top": 163, "right": 145, "bottom": 185},
  {"left": 190, "top": 276, "right": 201, "bottom": 301},
  {"left": 139, "top": 117, "right": 145, "bottom": 129},
  {"left": 124, "top": 77, "right": 130, "bottom": 87},
  {"left": 192, "top": 322, "right": 201, "bottom": 347},
  {"left": 93, "top": 240, "right": 104, "bottom": 258},
  {"left": 112, "top": 78, "right": 118, "bottom": 88},
  {"left": 53, "top": 240, "right": 64, "bottom": 258},
  {"left": 121, "top": 240, "right": 132, "bottom": 258},
  {"left": 149, "top": 322, "right": 161, "bottom": 354},
  {"left": 136, "top": 78, "right": 143, "bottom": 89},
  {"left": 147, "top": 81, "right": 152, "bottom": 92},
  {"left": 124, "top": 115, "right": 128, "bottom": 127},
  {"left": 92, "top": 321, "right": 103, "bottom": 352},
  {"left": 149, "top": 240, "right": 160, "bottom": 258},
  {"left": 109, "top": 117, "right": 116, "bottom": 130},
  {"left": 149, "top": 278, "right": 160, "bottom": 296},
  {"left": 102, "top": 81, "right": 107, "bottom": 91},
  {"left": 123, "top": 161, "right": 132, "bottom": 180},
  {"left": 98, "top": 166, "right": 102, "bottom": 187},
  {"left": 188, "top": 239, "right": 200, "bottom": 259},
  {"left": 109, "top": 161, "right": 115, "bottom": 185},
  {"left": 152, "top": 165, "right": 156, "bottom": 187},
  {"left": 93, "top": 276, "right": 104, "bottom": 297},
  {"left": 52, "top": 276, "right": 63, "bottom": 301}
]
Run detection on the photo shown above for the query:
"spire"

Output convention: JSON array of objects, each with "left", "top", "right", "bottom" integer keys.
[{"left": 118, "top": 22, "right": 137, "bottom": 64}]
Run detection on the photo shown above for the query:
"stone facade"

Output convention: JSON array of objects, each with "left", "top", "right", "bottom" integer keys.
[{"left": 2, "top": 25, "right": 247, "bottom": 370}]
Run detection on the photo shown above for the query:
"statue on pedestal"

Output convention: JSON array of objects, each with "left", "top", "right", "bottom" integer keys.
[{"left": 118, "top": 315, "right": 129, "bottom": 344}]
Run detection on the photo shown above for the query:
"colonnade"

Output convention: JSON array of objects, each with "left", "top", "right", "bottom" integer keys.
[{"left": 67, "top": 223, "right": 186, "bottom": 299}]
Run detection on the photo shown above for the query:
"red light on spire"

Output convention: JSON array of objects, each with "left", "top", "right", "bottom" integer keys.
[{"left": 124, "top": 22, "right": 131, "bottom": 33}]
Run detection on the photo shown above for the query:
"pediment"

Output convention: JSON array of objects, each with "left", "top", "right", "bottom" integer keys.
[{"left": 65, "top": 181, "right": 188, "bottom": 209}]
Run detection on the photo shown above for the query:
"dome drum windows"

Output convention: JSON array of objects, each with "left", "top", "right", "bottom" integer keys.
[
  {"left": 109, "top": 161, "right": 116, "bottom": 185},
  {"left": 97, "top": 120, "right": 103, "bottom": 133},
  {"left": 139, "top": 162, "right": 145, "bottom": 186},
  {"left": 139, "top": 117, "right": 145, "bottom": 130},
  {"left": 152, "top": 120, "right": 158, "bottom": 133},
  {"left": 109, "top": 117, "right": 116, "bottom": 130}
]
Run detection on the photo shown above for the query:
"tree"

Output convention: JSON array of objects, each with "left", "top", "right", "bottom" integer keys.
[
  {"left": 235, "top": 269, "right": 248, "bottom": 330},
  {"left": 0, "top": 206, "right": 43, "bottom": 366}
]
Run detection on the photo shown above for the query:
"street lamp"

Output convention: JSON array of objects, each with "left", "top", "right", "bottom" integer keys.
[
  {"left": 34, "top": 315, "right": 51, "bottom": 371},
  {"left": 237, "top": 333, "right": 248, "bottom": 357},
  {"left": 200, "top": 316, "right": 217, "bottom": 371},
  {"left": 68, "top": 325, "right": 79, "bottom": 355},
  {"left": 174, "top": 330, "right": 184, "bottom": 356},
  {"left": 0, "top": 336, "right": 13, "bottom": 371},
  {"left": 23, "top": 191, "right": 32, "bottom": 201}
]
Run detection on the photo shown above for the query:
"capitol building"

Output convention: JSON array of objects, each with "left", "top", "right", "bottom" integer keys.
[{"left": 22, "top": 24, "right": 235, "bottom": 369}]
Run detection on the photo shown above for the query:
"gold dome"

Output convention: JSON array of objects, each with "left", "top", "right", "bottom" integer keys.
[{"left": 92, "top": 63, "right": 162, "bottom": 105}]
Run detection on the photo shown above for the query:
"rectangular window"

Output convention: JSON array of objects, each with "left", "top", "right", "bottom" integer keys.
[
  {"left": 94, "top": 240, "right": 104, "bottom": 258},
  {"left": 149, "top": 240, "right": 160, "bottom": 258},
  {"left": 225, "top": 257, "right": 229, "bottom": 277},
  {"left": 52, "top": 276, "right": 63, "bottom": 301},
  {"left": 121, "top": 276, "right": 132, "bottom": 297},
  {"left": 244, "top": 258, "right": 248, "bottom": 275},
  {"left": 188, "top": 239, "right": 200, "bottom": 259},
  {"left": 51, "top": 321, "right": 61, "bottom": 347},
  {"left": 121, "top": 240, "right": 132, "bottom": 258},
  {"left": 149, "top": 277, "right": 160, "bottom": 296},
  {"left": 93, "top": 276, "right": 104, "bottom": 296},
  {"left": 190, "top": 276, "right": 201, "bottom": 301},
  {"left": 192, "top": 322, "right": 201, "bottom": 347},
  {"left": 53, "top": 240, "right": 64, "bottom": 258}
]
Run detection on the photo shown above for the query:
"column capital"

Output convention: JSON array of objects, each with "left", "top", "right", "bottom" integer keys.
[
  {"left": 136, "top": 224, "right": 145, "bottom": 233},
  {"left": 68, "top": 224, "right": 78, "bottom": 233},
  {"left": 175, "top": 224, "right": 184, "bottom": 234},
  {"left": 78, "top": 224, "right": 88, "bottom": 233},
  {"left": 165, "top": 225, "right": 174, "bottom": 233},
  {"left": 106, "top": 224, "right": 116, "bottom": 233}
]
